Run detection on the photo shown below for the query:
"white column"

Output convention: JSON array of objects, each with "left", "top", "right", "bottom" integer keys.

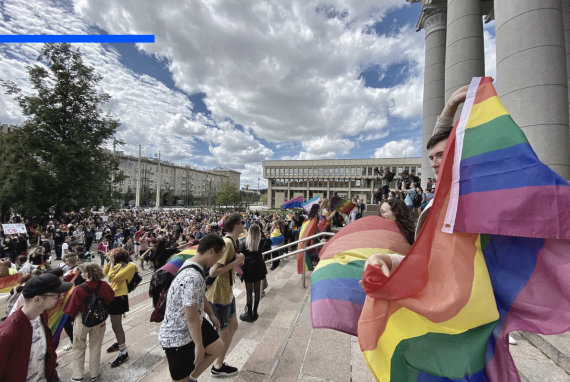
[
  {"left": 444, "top": 0, "right": 485, "bottom": 101},
  {"left": 419, "top": 6, "right": 447, "bottom": 187},
  {"left": 495, "top": 0, "right": 570, "bottom": 179}
]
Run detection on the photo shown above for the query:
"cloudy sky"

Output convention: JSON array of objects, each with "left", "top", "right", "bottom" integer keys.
[{"left": 0, "top": 0, "right": 496, "bottom": 188}]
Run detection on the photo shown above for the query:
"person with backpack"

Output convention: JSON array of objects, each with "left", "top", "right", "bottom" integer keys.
[
  {"left": 158, "top": 234, "right": 226, "bottom": 382},
  {"left": 103, "top": 247, "right": 137, "bottom": 368},
  {"left": 64, "top": 263, "right": 114, "bottom": 382}
]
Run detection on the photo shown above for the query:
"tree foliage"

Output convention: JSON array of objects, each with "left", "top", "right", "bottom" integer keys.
[
  {"left": 215, "top": 179, "right": 240, "bottom": 207},
  {"left": 1, "top": 43, "right": 121, "bottom": 221}
]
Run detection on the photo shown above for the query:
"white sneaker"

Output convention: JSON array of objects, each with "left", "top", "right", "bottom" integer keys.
[
  {"left": 508, "top": 335, "right": 517, "bottom": 345},
  {"left": 63, "top": 344, "right": 73, "bottom": 351}
]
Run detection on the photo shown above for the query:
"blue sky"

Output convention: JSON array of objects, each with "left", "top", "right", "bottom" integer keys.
[{"left": 0, "top": 0, "right": 496, "bottom": 188}]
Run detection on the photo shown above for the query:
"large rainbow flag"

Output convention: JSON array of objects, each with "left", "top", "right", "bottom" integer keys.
[
  {"left": 296, "top": 217, "right": 318, "bottom": 274},
  {"left": 281, "top": 195, "right": 304, "bottom": 210},
  {"left": 160, "top": 245, "right": 198, "bottom": 275},
  {"left": 358, "top": 77, "right": 570, "bottom": 381},
  {"left": 310, "top": 216, "right": 410, "bottom": 335}
]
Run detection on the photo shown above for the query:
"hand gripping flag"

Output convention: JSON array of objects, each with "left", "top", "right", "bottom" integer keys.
[
  {"left": 310, "top": 216, "right": 411, "bottom": 335},
  {"left": 358, "top": 77, "right": 570, "bottom": 381}
]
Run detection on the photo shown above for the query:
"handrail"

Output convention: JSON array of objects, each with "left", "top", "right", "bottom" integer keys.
[{"left": 262, "top": 231, "right": 334, "bottom": 288}]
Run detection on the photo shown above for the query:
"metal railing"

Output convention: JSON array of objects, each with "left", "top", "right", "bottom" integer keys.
[{"left": 263, "top": 232, "right": 335, "bottom": 288}]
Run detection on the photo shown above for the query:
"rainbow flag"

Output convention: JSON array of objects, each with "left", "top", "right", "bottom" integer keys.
[
  {"left": 160, "top": 245, "right": 198, "bottom": 275},
  {"left": 358, "top": 77, "right": 570, "bottom": 381},
  {"left": 281, "top": 195, "right": 304, "bottom": 210},
  {"left": 311, "top": 216, "right": 410, "bottom": 335},
  {"left": 296, "top": 217, "right": 318, "bottom": 274},
  {"left": 330, "top": 196, "right": 356, "bottom": 215},
  {"left": 46, "top": 283, "right": 75, "bottom": 345},
  {"left": 270, "top": 228, "right": 284, "bottom": 246},
  {"left": 0, "top": 273, "right": 19, "bottom": 293}
]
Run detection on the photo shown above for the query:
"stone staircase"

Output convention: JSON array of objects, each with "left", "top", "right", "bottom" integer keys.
[{"left": 53, "top": 257, "right": 570, "bottom": 382}]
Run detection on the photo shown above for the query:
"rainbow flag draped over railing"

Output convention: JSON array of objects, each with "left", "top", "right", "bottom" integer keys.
[
  {"left": 296, "top": 217, "right": 318, "bottom": 274},
  {"left": 160, "top": 245, "right": 198, "bottom": 275},
  {"left": 358, "top": 77, "right": 570, "bottom": 381},
  {"left": 310, "top": 216, "right": 410, "bottom": 335},
  {"left": 0, "top": 273, "right": 19, "bottom": 293}
]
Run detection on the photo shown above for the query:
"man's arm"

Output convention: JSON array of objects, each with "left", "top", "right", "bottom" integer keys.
[
  {"left": 184, "top": 305, "right": 205, "bottom": 365},
  {"left": 209, "top": 252, "right": 245, "bottom": 277}
]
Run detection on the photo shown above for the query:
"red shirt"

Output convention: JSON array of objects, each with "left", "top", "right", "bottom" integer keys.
[
  {"left": 0, "top": 309, "right": 58, "bottom": 381},
  {"left": 63, "top": 280, "right": 115, "bottom": 318}
]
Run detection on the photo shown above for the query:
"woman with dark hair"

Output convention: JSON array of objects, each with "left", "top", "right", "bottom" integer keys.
[
  {"left": 103, "top": 247, "right": 137, "bottom": 368},
  {"left": 239, "top": 224, "right": 267, "bottom": 322},
  {"left": 368, "top": 198, "right": 416, "bottom": 277},
  {"left": 379, "top": 198, "right": 415, "bottom": 245}
]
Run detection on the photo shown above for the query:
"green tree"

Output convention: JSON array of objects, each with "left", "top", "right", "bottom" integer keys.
[
  {"left": 1, "top": 43, "right": 121, "bottom": 221},
  {"left": 215, "top": 179, "right": 240, "bottom": 208}
]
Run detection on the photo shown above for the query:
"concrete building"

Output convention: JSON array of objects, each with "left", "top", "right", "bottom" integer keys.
[
  {"left": 0, "top": 123, "right": 19, "bottom": 134},
  {"left": 409, "top": 0, "right": 570, "bottom": 182},
  {"left": 262, "top": 157, "right": 421, "bottom": 208},
  {"left": 115, "top": 152, "right": 240, "bottom": 205}
]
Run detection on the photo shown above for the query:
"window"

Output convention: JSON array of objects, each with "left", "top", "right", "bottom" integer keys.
[
  {"left": 340, "top": 167, "right": 345, "bottom": 176},
  {"left": 303, "top": 168, "right": 308, "bottom": 176},
  {"left": 357, "top": 167, "right": 361, "bottom": 176},
  {"left": 271, "top": 168, "right": 275, "bottom": 176},
  {"left": 324, "top": 168, "right": 328, "bottom": 176},
  {"left": 294, "top": 168, "right": 298, "bottom": 176},
  {"left": 335, "top": 168, "right": 339, "bottom": 176},
  {"left": 266, "top": 168, "right": 270, "bottom": 176},
  {"left": 318, "top": 168, "right": 323, "bottom": 176},
  {"left": 279, "top": 168, "right": 283, "bottom": 176},
  {"left": 351, "top": 167, "right": 355, "bottom": 176},
  {"left": 356, "top": 180, "right": 361, "bottom": 187}
]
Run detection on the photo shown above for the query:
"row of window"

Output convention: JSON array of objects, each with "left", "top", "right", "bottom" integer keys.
[
  {"left": 265, "top": 166, "right": 419, "bottom": 178},
  {"left": 272, "top": 179, "right": 381, "bottom": 188}
]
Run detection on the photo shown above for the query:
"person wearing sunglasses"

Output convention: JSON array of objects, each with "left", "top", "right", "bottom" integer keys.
[{"left": 0, "top": 272, "right": 72, "bottom": 381}]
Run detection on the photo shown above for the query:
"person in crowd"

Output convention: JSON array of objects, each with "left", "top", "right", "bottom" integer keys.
[
  {"left": 0, "top": 272, "right": 72, "bottom": 381},
  {"left": 158, "top": 234, "right": 226, "bottom": 382},
  {"left": 402, "top": 182, "right": 418, "bottom": 218},
  {"left": 64, "top": 263, "right": 114, "bottom": 382},
  {"left": 97, "top": 237, "right": 109, "bottom": 267},
  {"left": 61, "top": 235, "right": 72, "bottom": 258},
  {"left": 103, "top": 247, "right": 137, "bottom": 367},
  {"left": 380, "top": 166, "right": 390, "bottom": 196},
  {"left": 318, "top": 198, "right": 337, "bottom": 232},
  {"left": 206, "top": 213, "right": 245, "bottom": 378},
  {"left": 85, "top": 224, "right": 96, "bottom": 253},
  {"left": 239, "top": 224, "right": 267, "bottom": 322}
]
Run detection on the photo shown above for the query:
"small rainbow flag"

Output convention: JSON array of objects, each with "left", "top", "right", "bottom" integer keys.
[
  {"left": 296, "top": 217, "right": 318, "bottom": 274},
  {"left": 358, "top": 77, "right": 570, "bottom": 381},
  {"left": 46, "top": 275, "right": 77, "bottom": 345},
  {"left": 0, "top": 273, "right": 19, "bottom": 293},
  {"left": 330, "top": 196, "right": 356, "bottom": 215},
  {"left": 310, "top": 216, "right": 410, "bottom": 335}
]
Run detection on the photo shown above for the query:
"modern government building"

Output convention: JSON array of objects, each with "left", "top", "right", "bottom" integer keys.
[{"left": 262, "top": 158, "right": 421, "bottom": 208}]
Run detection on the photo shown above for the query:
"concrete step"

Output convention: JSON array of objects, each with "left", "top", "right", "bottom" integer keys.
[{"left": 510, "top": 332, "right": 570, "bottom": 382}]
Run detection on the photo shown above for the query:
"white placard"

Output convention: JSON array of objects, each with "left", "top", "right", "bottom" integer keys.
[{"left": 2, "top": 223, "right": 27, "bottom": 235}]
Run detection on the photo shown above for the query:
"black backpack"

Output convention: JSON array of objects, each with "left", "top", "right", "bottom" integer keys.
[
  {"left": 150, "top": 264, "right": 205, "bottom": 322},
  {"left": 80, "top": 282, "right": 109, "bottom": 327},
  {"left": 127, "top": 270, "right": 142, "bottom": 293}
]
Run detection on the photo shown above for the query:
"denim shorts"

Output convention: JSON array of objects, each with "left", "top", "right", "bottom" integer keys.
[{"left": 209, "top": 298, "right": 236, "bottom": 330}]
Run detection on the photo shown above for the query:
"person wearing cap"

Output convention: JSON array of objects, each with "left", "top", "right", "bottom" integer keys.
[{"left": 0, "top": 273, "right": 72, "bottom": 381}]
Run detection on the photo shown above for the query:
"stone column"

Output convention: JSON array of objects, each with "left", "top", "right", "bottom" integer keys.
[
  {"left": 444, "top": 0, "right": 485, "bottom": 101},
  {"left": 563, "top": 0, "right": 570, "bottom": 146},
  {"left": 420, "top": 6, "right": 447, "bottom": 186},
  {"left": 267, "top": 178, "right": 272, "bottom": 208},
  {"left": 495, "top": 0, "right": 570, "bottom": 179}
]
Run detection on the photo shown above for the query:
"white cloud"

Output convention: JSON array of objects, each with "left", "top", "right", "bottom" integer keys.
[
  {"left": 373, "top": 138, "right": 419, "bottom": 158},
  {"left": 483, "top": 22, "right": 496, "bottom": 80}
]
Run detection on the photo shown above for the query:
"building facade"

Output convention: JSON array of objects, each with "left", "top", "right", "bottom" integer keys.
[
  {"left": 410, "top": 0, "right": 570, "bottom": 182},
  {"left": 115, "top": 152, "right": 240, "bottom": 205},
  {"left": 263, "top": 158, "right": 421, "bottom": 208}
]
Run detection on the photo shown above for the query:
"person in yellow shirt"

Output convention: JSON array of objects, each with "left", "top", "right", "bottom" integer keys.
[
  {"left": 206, "top": 213, "right": 245, "bottom": 378},
  {"left": 103, "top": 247, "right": 137, "bottom": 368}
]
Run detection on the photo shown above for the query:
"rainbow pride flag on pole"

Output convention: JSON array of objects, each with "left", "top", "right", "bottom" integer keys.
[
  {"left": 358, "top": 77, "right": 570, "bottom": 381},
  {"left": 311, "top": 216, "right": 410, "bottom": 335},
  {"left": 281, "top": 195, "right": 304, "bottom": 210},
  {"left": 296, "top": 217, "right": 318, "bottom": 274}
]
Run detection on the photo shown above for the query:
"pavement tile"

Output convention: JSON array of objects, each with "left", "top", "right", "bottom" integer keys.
[
  {"left": 350, "top": 336, "right": 376, "bottom": 382},
  {"left": 242, "top": 326, "right": 289, "bottom": 375},
  {"left": 301, "top": 329, "right": 351, "bottom": 381},
  {"left": 271, "top": 326, "right": 312, "bottom": 382}
]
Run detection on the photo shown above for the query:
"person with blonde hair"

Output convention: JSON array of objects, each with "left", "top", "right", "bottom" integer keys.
[
  {"left": 64, "top": 263, "right": 114, "bottom": 381},
  {"left": 239, "top": 224, "right": 268, "bottom": 322}
]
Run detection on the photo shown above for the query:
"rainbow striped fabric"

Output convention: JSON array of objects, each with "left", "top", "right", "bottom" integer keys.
[
  {"left": 159, "top": 245, "right": 198, "bottom": 275},
  {"left": 296, "top": 217, "right": 318, "bottom": 274},
  {"left": 0, "top": 273, "right": 19, "bottom": 293},
  {"left": 311, "top": 216, "right": 410, "bottom": 335},
  {"left": 330, "top": 196, "right": 356, "bottom": 215},
  {"left": 46, "top": 281, "right": 76, "bottom": 344},
  {"left": 359, "top": 77, "right": 570, "bottom": 381}
]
